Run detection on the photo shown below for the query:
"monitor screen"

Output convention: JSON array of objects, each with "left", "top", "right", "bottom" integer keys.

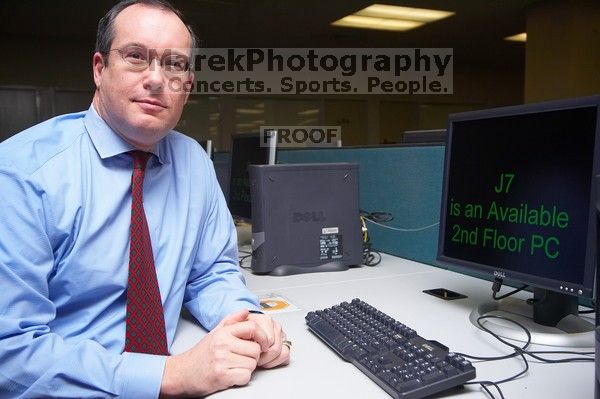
[
  {"left": 437, "top": 96, "right": 600, "bottom": 345},
  {"left": 228, "top": 132, "right": 276, "bottom": 222}
]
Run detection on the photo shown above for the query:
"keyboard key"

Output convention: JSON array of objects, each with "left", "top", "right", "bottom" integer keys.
[
  {"left": 422, "top": 370, "right": 446, "bottom": 384},
  {"left": 378, "top": 354, "right": 394, "bottom": 365},
  {"left": 443, "top": 365, "right": 460, "bottom": 377},
  {"left": 350, "top": 347, "right": 368, "bottom": 360},
  {"left": 396, "top": 378, "right": 423, "bottom": 392},
  {"left": 458, "top": 359, "right": 475, "bottom": 372}
]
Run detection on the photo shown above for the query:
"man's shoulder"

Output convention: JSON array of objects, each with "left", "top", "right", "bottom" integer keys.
[
  {"left": 163, "top": 130, "right": 208, "bottom": 160},
  {"left": 0, "top": 111, "right": 88, "bottom": 175}
]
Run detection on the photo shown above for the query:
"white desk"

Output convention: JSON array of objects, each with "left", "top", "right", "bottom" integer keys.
[{"left": 172, "top": 254, "right": 595, "bottom": 399}]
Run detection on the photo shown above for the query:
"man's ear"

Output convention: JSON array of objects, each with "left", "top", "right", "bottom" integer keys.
[{"left": 92, "top": 52, "right": 106, "bottom": 88}]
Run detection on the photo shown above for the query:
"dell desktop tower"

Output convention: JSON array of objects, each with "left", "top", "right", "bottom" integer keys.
[{"left": 249, "top": 163, "right": 362, "bottom": 276}]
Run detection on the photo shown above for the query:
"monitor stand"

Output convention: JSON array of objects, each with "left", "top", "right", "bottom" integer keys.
[{"left": 469, "top": 289, "right": 594, "bottom": 348}]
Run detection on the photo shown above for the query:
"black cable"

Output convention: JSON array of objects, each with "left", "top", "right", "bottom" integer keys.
[
  {"left": 456, "top": 280, "right": 595, "bottom": 399},
  {"left": 465, "top": 380, "right": 505, "bottom": 399},
  {"left": 459, "top": 320, "right": 595, "bottom": 363},
  {"left": 459, "top": 313, "right": 594, "bottom": 399},
  {"left": 458, "top": 316, "right": 529, "bottom": 393},
  {"left": 521, "top": 350, "right": 594, "bottom": 363},
  {"left": 488, "top": 281, "right": 594, "bottom": 360},
  {"left": 491, "top": 278, "right": 529, "bottom": 300},
  {"left": 525, "top": 298, "right": 537, "bottom": 305},
  {"left": 478, "top": 315, "right": 593, "bottom": 359},
  {"left": 527, "top": 349, "right": 594, "bottom": 355},
  {"left": 238, "top": 253, "right": 252, "bottom": 270},
  {"left": 474, "top": 315, "right": 531, "bottom": 384},
  {"left": 480, "top": 383, "right": 498, "bottom": 399},
  {"left": 362, "top": 241, "right": 382, "bottom": 266},
  {"left": 459, "top": 316, "right": 531, "bottom": 399},
  {"left": 456, "top": 351, "right": 519, "bottom": 362},
  {"left": 359, "top": 210, "right": 393, "bottom": 223},
  {"left": 461, "top": 347, "right": 594, "bottom": 363},
  {"left": 364, "top": 251, "right": 382, "bottom": 266},
  {"left": 359, "top": 215, "right": 382, "bottom": 267}
]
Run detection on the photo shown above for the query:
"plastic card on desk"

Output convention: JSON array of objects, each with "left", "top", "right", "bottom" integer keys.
[{"left": 259, "top": 294, "right": 300, "bottom": 314}]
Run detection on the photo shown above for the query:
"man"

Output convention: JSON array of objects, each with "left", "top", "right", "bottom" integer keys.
[{"left": 0, "top": 0, "right": 289, "bottom": 397}]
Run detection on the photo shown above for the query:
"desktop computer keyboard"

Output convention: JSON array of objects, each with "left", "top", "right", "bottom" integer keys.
[{"left": 306, "top": 299, "right": 476, "bottom": 399}]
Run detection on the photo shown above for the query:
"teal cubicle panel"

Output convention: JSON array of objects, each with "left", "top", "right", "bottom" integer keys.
[{"left": 277, "top": 146, "right": 445, "bottom": 267}]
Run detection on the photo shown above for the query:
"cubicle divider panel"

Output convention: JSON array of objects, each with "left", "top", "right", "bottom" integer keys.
[{"left": 277, "top": 146, "right": 445, "bottom": 267}]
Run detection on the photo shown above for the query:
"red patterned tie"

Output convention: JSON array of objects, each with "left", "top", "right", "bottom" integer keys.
[{"left": 124, "top": 151, "right": 168, "bottom": 355}]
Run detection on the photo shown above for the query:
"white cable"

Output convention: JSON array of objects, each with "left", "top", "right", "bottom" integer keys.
[{"left": 364, "top": 217, "right": 439, "bottom": 232}]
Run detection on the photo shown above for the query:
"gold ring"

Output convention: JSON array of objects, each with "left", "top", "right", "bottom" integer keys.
[{"left": 282, "top": 339, "right": 292, "bottom": 350}]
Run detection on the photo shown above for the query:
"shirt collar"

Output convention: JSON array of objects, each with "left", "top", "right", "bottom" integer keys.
[{"left": 84, "top": 104, "right": 167, "bottom": 165}]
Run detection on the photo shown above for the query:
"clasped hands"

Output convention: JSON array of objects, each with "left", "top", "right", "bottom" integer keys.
[{"left": 161, "top": 309, "right": 290, "bottom": 397}]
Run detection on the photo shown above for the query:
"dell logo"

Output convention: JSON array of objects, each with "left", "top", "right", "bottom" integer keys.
[
  {"left": 293, "top": 211, "right": 326, "bottom": 223},
  {"left": 493, "top": 271, "right": 506, "bottom": 279}
]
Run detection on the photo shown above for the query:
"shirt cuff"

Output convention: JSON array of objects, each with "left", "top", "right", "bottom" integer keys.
[{"left": 120, "top": 352, "right": 167, "bottom": 399}]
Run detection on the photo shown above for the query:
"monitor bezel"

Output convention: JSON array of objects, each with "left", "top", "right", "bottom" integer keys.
[{"left": 437, "top": 95, "right": 600, "bottom": 299}]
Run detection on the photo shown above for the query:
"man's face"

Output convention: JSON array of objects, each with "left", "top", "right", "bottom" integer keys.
[{"left": 92, "top": 4, "right": 194, "bottom": 150}]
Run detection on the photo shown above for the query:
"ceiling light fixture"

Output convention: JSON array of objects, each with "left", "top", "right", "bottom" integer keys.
[
  {"left": 505, "top": 32, "right": 527, "bottom": 42},
  {"left": 332, "top": 4, "right": 454, "bottom": 32}
]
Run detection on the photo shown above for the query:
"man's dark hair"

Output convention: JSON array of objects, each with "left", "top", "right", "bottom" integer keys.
[{"left": 96, "top": 0, "right": 198, "bottom": 63}]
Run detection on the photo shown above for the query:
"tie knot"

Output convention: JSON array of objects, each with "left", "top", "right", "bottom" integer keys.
[{"left": 130, "top": 151, "right": 151, "bottom": 171}]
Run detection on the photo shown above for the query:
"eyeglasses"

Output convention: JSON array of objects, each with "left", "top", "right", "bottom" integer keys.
[{"left": 108, "top": 45, "right": 191, "bottom": 77}]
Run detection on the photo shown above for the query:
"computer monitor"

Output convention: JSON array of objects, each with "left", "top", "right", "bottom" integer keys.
[
  {"left": 228, "top": 132, "right": 277, "bottom": 222},
  {"left": 212, "top": 155, "right": 230, "bottom": 203},
  {"left": 437, "top": 95, "right": 600, "bottom": 347}
]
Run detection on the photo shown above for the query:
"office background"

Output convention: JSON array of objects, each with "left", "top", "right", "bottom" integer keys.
[
  {"left": 1, "top": 0, "right": 598, "bottom": 148},
  {"left": 1, "top": 3, "right": 598, "bottom": 397}
]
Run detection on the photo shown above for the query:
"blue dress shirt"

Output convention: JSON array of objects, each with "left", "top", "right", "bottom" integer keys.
[{"left": 0, "top": 106, "right": 260, "bottom": 398}]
